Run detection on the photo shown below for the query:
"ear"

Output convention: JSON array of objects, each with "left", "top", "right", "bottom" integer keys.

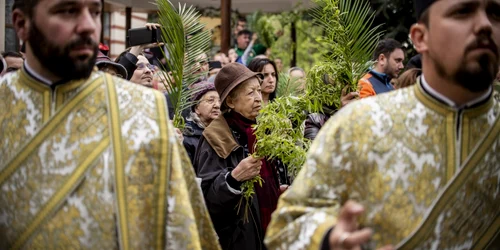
[
  {"left": 194, "top": 105, "right": 201, "bottom": 115},
  {"left": 410, "top": 23, "right": 428, "bottom": 54},
  {"left": 12, "top": 9, "right": 30, "bottom": 42},
  {"left": 226, "top": 96, "right": 236, "bottom": 109},
  {"left": 377, "top": 53, "right": 387, "bottom": 64}
]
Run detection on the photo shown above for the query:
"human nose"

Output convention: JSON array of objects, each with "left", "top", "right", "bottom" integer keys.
[
  {"left": 213, "top": 100, "right": 221, "bottom": 109},
  {"left": 255, "top": 91, "right": 262, "bottom": 102},
  {"left": 76, "top": 8, "right": 99, "bottom": 36},
  {"left": 474, "top": 8, "right": 493, "bottom": 36}
]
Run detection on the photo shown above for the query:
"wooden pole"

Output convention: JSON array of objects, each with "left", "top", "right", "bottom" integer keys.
[
  {"left": 291, "top": 21, "right": 297, "bottom": 67},
  {"left": 220, "top": 0, "right": 231, "bottom": 54}
]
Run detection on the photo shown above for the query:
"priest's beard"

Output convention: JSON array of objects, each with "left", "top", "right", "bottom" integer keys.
[
  {"left": 28, "top": 22, "right": 98, "bottom": 80},
  {"left": 431, "top": 43, "right": 497, "bottom": 93}
]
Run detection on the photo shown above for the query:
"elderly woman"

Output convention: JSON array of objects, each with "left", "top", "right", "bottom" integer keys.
[
  {"left": 183, "top": 81, "right": 221, "bottom": 163},
  {"left": 194, "top": 63, "right": 281, "bottom": 250},
  {"left": 247, "top": 58, "right": 279, "bottom": 106}
]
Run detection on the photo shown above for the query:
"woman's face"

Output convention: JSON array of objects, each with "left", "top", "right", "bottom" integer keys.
[
  {"left": 227, "top": 78, "right": 262, "bottom": 120},
  {"left": 228, "top": 49, "right": 238, "bottom": 62},
  {"left": 261, "top": 64, "right": 276, "bottom": 95},
  {"left": 195, "top": 91, "right": 221, "bottom": 125}
]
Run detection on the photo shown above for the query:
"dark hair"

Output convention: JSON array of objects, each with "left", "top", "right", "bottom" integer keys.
[
  {"left": 237, "top": 29, "right": 252, "bottom": 37},
  {"left": 393, "top": 68, "right": 421, "bottom": 89},
  {"left": 2, "top": 51, "right": 23, "bottom": 59},
  {"left": 372, "top": 38, "right": 404, "bottom": 61},
  {"left": 239, "top": 17, "right": 247, "bottom": 22},
  {"left": 418, "top": 8, "right": 430, "bottom": 27},
  {"left": 247, "top": 58, "right": 279, "bottom": 102},
  {"left": 13, "top": 0, "right": 39, "bottom": 17}
]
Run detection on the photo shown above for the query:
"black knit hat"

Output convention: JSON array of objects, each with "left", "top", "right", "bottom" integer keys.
[{"left": 415, "top": 0, "right": 438, "bottom": 19}]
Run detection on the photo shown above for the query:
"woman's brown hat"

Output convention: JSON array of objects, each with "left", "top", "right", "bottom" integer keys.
[{"left": 214, "top": 63, "right": 263, "bottom": 103}]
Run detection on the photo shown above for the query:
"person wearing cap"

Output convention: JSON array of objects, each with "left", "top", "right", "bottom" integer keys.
[
  {"left": 183, "top": 81, "right": 221, "bottom": 163},
  {"left": 265, "top": 0, "right": 500, "bottom": 249},
  {"left": 95, "top": 51, "right": 128, "bottom": 79},
  {"left": 194, "top": 63, "right": 283, "bottom": 250}
]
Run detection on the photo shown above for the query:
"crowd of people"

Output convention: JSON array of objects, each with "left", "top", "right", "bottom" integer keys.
[{"left": 1, "top": 0, "right": 500, "bottom": 249}]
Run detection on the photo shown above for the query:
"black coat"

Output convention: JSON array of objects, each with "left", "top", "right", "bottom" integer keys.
[
  {"left": 193, "top": 115, "right": 265, "bottom": 250},
  {"left": 304, "top": 113, "right": 331, "bottom": 141},
  {"left": 182, "top": 120, "right": 204, "bottom": 164}
]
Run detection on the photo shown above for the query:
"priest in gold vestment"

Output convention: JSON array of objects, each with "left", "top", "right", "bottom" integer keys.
[
  {"left": 0, "top": 0, "right": 220, "bottom": 249},
  {"left": 265, "top": 0, "right": 500, "bottom": 249}
]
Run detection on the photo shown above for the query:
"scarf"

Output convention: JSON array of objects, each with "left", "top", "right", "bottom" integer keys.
[{"left": 224, "top": 111, "right": 281, "bottom": 233}]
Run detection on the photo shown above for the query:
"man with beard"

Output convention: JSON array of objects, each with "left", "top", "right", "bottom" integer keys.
[
  {"left": 358, "top": 38, "right": 405, "bottom": 98},
  {"left": 0, "top": 0, "right": 220, "bottom": 249},
  {"left": 265, "top": 0, "right": 500, "bottom": 249}
]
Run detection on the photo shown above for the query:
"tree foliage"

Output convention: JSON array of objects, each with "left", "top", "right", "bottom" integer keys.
[{"left": 253, "top": 0, "right": 383, "bottom": 177}]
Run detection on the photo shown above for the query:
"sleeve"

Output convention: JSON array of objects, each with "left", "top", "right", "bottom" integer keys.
[
  {"left": 358, "top": 78, "right": 376, "bottom": 99},
  {"left": 182, "top": 138, "right": 195, "bottom": 164},
  {"left": 117, "top": 52, "right": 138, "bottom": 80},
  {"left": 194, "top": 140, "right": 243, "bottom": 216},
  {"left": 264, "top": 109, "right": 359, "bottom": 250},
  {"left": 151, "top": 90, "right": 220, "bottom": 250},
  {"left": 165, "top": 133, "right": 221, "bottom": 250},
  {"left": 241, "top": 40, "right": 256, "bottom": 66},
  {"left": 304, "top": 114, "right": 321, "bottom": 140}
]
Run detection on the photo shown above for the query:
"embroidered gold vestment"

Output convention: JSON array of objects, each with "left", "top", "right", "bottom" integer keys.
[
  {"left": 0, "top": 69, "right": 220, "bottom": 250},
  {"left": 265, "top": 82, "right": 500, "bottom": 249}
]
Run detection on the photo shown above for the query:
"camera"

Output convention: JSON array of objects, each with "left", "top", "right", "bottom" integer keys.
[{"left": 127, "top": 27, "right": 164, "bottom": 47}]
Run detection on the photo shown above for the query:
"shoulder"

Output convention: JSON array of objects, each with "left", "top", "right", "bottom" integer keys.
[
  {"left": 0, "top": 71, "right": 19, "bottom": 87},
  {"left": 321, "top": 87, "right": 416, "bottom": 138},
  {"left": 109, "top": 74, "right": 166, "bottom": 106}
]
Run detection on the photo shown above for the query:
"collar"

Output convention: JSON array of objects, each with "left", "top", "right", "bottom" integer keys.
[
  {"left": 202, "top": 115, "right": 240, "bottom": 159},
  {"left": 370, "top": 69, "right": 391, "bottom": 84},
  {"left": 421, "top": 75, "right": 492, "bottom": 109},
  {"left": 24, "top": 61, "right": 53, "bottom": 86}
]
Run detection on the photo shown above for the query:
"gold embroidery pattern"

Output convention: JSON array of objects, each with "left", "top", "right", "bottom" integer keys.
[
  {"left": 0, "top": 73, "right": 45, "bottom": 167},
  {"left": 265, "top": 86, "right": 500, "bottom": 249},
  {"left": 398, "top": 120, "right": 500, "bottom": 249},
  {"left": 26, "top": 148, "right": 118, "bottom": 250},
  {"left": 1, "top": 72, "right": 220, "bottom": 250},
  {"left": 0, "top": 78, "right": 110, "bottom": 249}
]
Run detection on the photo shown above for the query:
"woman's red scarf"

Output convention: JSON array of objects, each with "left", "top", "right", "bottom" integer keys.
[{"left": 225, "top": 111, "right": 280, "bottom": 233}]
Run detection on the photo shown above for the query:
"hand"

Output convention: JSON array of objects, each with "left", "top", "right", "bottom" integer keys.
[
  {"left": 145, "top": 23, "right": 161, "bottom": 30},
  {"left": 341, "top": 86, "right": 359, "bottom": 108},
  {"left": 174, "top": 128, "right": 184, "bottom": 142},
  {"left": 252, "top": 33, "right": 259, "bottom": 42},
  {"left": 231, "top": 156, "right": 262, "bottom": 182},
  {"left": 279, "top": 185, "right": 289, "bottom": 193},
  {"left": 329, "top": 201, "right": 393, "bottom": 250}
]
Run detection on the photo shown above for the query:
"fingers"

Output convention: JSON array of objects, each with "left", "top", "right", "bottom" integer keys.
[
  {"left": 341, "top": 228, "right": 373, "bottom": 248},
  {"left": 342, "top": 92, "right": 359, "bottom": 101},
  {"left": 377, "top": 245, "right": 394, "bottom": 250},
  {"left": 341, "top": 85, "right": 349, "bottom": 96},
  {"left": 145, "top": 23, "right": 161, "bottom": 30},
  {"left": 337, "top": 201, "right": 365, "bottom": 231}
]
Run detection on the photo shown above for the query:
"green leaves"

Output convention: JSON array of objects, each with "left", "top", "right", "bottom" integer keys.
[
  {"left": 156, "top": 0, "right": 211, "bottom": 128},
  {"left": 253, "top": 0, "right": 384, "bottom": 177},
  {"left": 237, "top": 175, "right": 264, "bottom": 223},
  {"left": 276, "top": 72, "right": 304, "bottom": 97}
]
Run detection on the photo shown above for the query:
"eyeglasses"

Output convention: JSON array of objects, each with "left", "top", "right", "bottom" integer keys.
[
  {"left": 202, "top": 98, "right": 221, "bottom": 105},
  {"left": 136, "top": 63, "right": 156, "bottom": 71}
]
